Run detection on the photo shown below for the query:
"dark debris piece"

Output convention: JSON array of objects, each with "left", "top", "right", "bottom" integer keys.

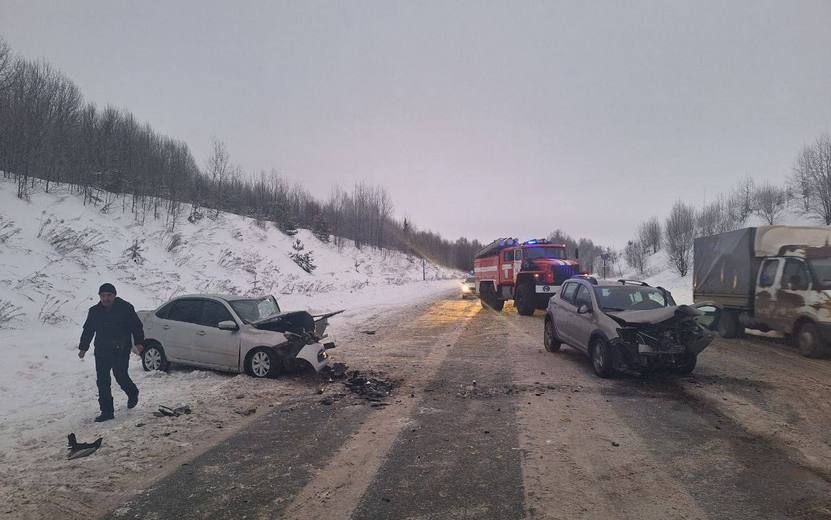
[
  {"left": 67, "top": 433, "right": 102, "bottom": 460},
  {"left": 343, "top": 371, "right": 398, "bottom": 401},
  {"left": 321, "top": 362, "right": 349, "bottom": 381},
  {"left": 153, "top": 405, "right": 192, "bottom": 418}
]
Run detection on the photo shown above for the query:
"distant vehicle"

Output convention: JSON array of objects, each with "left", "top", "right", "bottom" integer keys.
[
  {"left": 461, "top": 276, "right": 477, "bottom": 298},
  {"left": 474, "top": 238, "right": 580, "bottom": 315},
  {"left": 544, "top": 277, "right": 719, "bottom": 377},
  {"left": 137, "top": 294, "right": 340, "bottom": 377},
  {"left": 694, "top": 226, "right": 831, "bottom": 358}
]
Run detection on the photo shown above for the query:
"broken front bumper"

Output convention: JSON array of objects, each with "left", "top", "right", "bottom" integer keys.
[{"left": 295, "top": 342, "right": 333, "bottom": 372}]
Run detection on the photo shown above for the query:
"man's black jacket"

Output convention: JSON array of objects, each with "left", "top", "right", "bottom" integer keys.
[{"left": 79, "top": 297, "right": 145, "bottom": 356}]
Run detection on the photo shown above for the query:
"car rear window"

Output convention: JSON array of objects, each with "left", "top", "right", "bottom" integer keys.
[{"left": 167, "top": 299, "right": 203, "bottom": 324}]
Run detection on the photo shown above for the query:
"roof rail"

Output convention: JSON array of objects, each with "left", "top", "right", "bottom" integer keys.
[{"left": 617, "top": 279, "right": 650, "bottom": 287}]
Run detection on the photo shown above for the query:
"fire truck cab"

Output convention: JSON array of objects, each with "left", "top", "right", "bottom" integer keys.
[{"left": 474, "top": 238, "right": 581, "bottom": 315}]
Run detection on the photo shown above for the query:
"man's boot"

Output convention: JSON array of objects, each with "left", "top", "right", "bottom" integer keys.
[
  {"left": 94, "top": 412, "right": 114, "bottom": 422},
  {"left": 127, "top": 390, "right": 139, "bottom": 409}
]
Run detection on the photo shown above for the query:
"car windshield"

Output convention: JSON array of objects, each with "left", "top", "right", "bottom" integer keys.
[
  {"left": 593, "top": 286, "right": 674, "bottom": 311},
  {"left": 524, "top": 247, "right": 567, "bottom": 259},
  {"left": 228, "top": 296, "right": 281, "bottom": 323},
  {"left": 464, "top": 277, "right": 475, "bottom": 283},
  {"left": 808, "top": 258, "right": 831, "bottom": 289}
]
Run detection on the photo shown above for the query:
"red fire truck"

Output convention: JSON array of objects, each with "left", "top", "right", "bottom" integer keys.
[{"left": 473, "top": 238, "right": 580, "bottom": 315}]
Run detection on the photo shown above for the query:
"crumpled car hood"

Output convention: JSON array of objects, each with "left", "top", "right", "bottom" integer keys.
[{"left": 606, "top": 305, "right": 702, "bottom": 326}]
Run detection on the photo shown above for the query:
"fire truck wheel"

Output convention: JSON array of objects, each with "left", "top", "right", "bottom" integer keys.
[{"left": 515, "top": 283, "right": 535, "bottom": 316}]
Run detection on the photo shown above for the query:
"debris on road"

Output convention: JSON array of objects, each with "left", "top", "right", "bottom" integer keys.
[
  {"left": 235, "top": 408, "right": 257, "bottom": 416},
  {"left": 153, "top": 405, "right": 192, "bottom": 418},
  {"left": 343, "top": 371, "right": 397, "bottom": 401},
  {"left": 67, "top": 433, "right": 102, "bottom": 460},
  {"left": 321, "top": 362, "right": 349, "bottom": 381},
  {"left": 361, "top": 330, "right": 377, "bottom": 335}
]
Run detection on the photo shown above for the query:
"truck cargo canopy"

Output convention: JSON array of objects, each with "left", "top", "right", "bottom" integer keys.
[
  {"left": 754, "top": 226, "right": 831, "bottom": 257},
  {"left": 693, "top": 228, "right": 757, "bottom": 308}
]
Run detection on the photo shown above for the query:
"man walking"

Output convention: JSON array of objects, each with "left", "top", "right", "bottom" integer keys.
[{"left": 78, "top": 283, "right": 144, "bottom": 422}]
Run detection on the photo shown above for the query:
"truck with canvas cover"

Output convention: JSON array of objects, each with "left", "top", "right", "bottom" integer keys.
[
  {"left": 693, "top": 225, "right": 831, "bottom": 357},
  {"left": 474, "top": 238, "right": 580, "bottom": 315}
]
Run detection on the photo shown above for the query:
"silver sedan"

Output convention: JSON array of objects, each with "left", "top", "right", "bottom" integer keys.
[{"left": 137, "top": 294, "right": 338, "bottom": 378}]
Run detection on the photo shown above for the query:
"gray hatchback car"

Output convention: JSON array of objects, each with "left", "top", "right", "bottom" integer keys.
[{"left": 543, "top": 277, "right": 720, "bottom": 377}]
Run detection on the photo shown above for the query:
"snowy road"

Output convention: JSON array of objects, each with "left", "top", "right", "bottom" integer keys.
[{"left": 93, "top": 297, "right": 831, "bottom": 520}]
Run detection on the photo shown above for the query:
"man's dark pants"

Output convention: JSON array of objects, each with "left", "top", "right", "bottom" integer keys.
[{"left": 95, "top": 350, "right": 138, "bottom": 414}]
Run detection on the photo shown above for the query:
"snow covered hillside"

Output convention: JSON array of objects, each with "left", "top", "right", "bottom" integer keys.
[{"left": 0, "top": 177, "right": 459, "bottom": 500}]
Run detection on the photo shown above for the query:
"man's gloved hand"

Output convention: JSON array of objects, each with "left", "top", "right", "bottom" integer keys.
[
  {"left": 134, "top": 344, "right": 144, "bottom": 355},
  {"left": 78, "top": 349, "right": 86, "bottom": 359}
]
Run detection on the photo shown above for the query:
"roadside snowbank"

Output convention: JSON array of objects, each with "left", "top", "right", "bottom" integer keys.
[{"left": 0, "top": 177, "right": 462, "bottom": 518}]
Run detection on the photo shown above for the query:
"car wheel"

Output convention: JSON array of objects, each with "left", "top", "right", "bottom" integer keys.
[
  {"left": 543, "top": 318, "right": 561, "bottom": 352},
  {"left": 796, "top": 321, "right": 828, "bottom": 358},
  {"left": 590, "top": 338, "right": 615, "bottom": 378},
  {"left": 246, "top": 348, "right": 279, "bottom": 378},
  {"left": 672, "top": 352, "right": 697, "bottom": 375},
  {"left": 515, "top": 283, "right": 535, "bottom": 316},
  {"left": 142, "top": 343, "right": 169, "bottom": 372}
]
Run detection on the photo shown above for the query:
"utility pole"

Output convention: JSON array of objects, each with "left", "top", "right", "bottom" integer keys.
[{"left": 422, "top": 257, "right": 426, "bottom": 281}]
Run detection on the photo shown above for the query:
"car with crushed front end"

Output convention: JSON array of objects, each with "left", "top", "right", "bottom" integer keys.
[
  {"left": 136, "top": 294, "right": 341, "bottom": 378},
  {"left": 543, "top": 277, "right": 720, "bottom": 378}
]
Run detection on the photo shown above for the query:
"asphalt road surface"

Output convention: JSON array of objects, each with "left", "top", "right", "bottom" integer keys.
[{"left": 106, "top": 295, "right": 831, "bottom": 520}]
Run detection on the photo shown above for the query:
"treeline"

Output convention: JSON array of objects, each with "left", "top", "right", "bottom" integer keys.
[
  {"left": 624, "top": 134, "right": 831, "bottom": 277},
  {"left": 0, "top": 37, "right": 479, "bottom": 271}
]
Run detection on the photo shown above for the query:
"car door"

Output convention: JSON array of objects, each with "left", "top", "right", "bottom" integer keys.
[
  {"left": 774, "top": 258, "right": 811, "bottom": 330},
  {"left": 162, "top": 298, "right": 205, "bottom": 362},
  {"left": 755, "top": 258, "right": 782, "bottom": 325},
  {"left": 191, "top": 299, "right": 241, "bottom": 370},
  {"left": 570, "top": 284, "right": 595, "bottom": 351},
  {"left": 501, "top": 250, "right": 514, "bottom": 286},
  {"left": 554, "top": 282, "right": 579, "bottom": 346}
]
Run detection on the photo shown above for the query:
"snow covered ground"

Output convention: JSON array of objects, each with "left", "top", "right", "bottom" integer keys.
[{"left": 0, "top": 177, "right": 461, "bottom": 518}]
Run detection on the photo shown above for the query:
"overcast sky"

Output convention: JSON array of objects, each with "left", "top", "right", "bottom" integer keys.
[{"left": 2, "top": 1, "right": 830, "bottom": 248}]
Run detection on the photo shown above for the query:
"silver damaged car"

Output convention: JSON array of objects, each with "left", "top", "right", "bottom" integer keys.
[
  {"left": 544, "top": 277, "right": 720, "bottom": 378},
  {"left": 137, "top": 294, "right": 341, "bottom": 378}
]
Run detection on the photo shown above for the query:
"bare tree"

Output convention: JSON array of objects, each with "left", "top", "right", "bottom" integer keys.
[
  {"left": 624, "top": 240, "right": 647, "bottom": 275},
  {"left": 205, "top": 139, "right": 231, "bottom": 218},
  {"left": 664, "top": 201, "right": 696, "bottom": 276},
  {"left": 752, "top": 182, "right": 788, "bottom": 225},
  {"left": 791, "top": 135, "right": 831, "bottom": 224},
  {"left": 638, "top": 217, "right": 661, "bottom": 253}
]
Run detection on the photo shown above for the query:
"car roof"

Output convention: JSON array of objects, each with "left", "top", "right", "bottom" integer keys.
[
  {"left": 566, "top": 277, "right": 654, "bottom": 288},
  {"left": 174, "top": 294, "right": 269, "bottom": 302}
]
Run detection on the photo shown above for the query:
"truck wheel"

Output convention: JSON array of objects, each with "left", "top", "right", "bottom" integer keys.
[
  {"left": 717, "top": 310, "right": 744, "bottom": 339},
  {"left": 480, "top": 284, "right": 504, "bottom": 311},
  {"left": 515, "top": 283, "right": 535, "bottom": 316},
  {"left": 590, "top": 338, "right": 615, "bottom": 378},
  {"left": 796, "top": 321, "right": 828, "bottom": 358},
  {"left": 543, "top": 318, "right": 561, "bottom": 352}
]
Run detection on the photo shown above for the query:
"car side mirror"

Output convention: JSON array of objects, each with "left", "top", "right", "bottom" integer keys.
[
  {"left": 577, "top": 304, "right": 592, "bottom": 314},
  {"left": 218, "top": 320, "right": 238, "bottom": 331}
]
